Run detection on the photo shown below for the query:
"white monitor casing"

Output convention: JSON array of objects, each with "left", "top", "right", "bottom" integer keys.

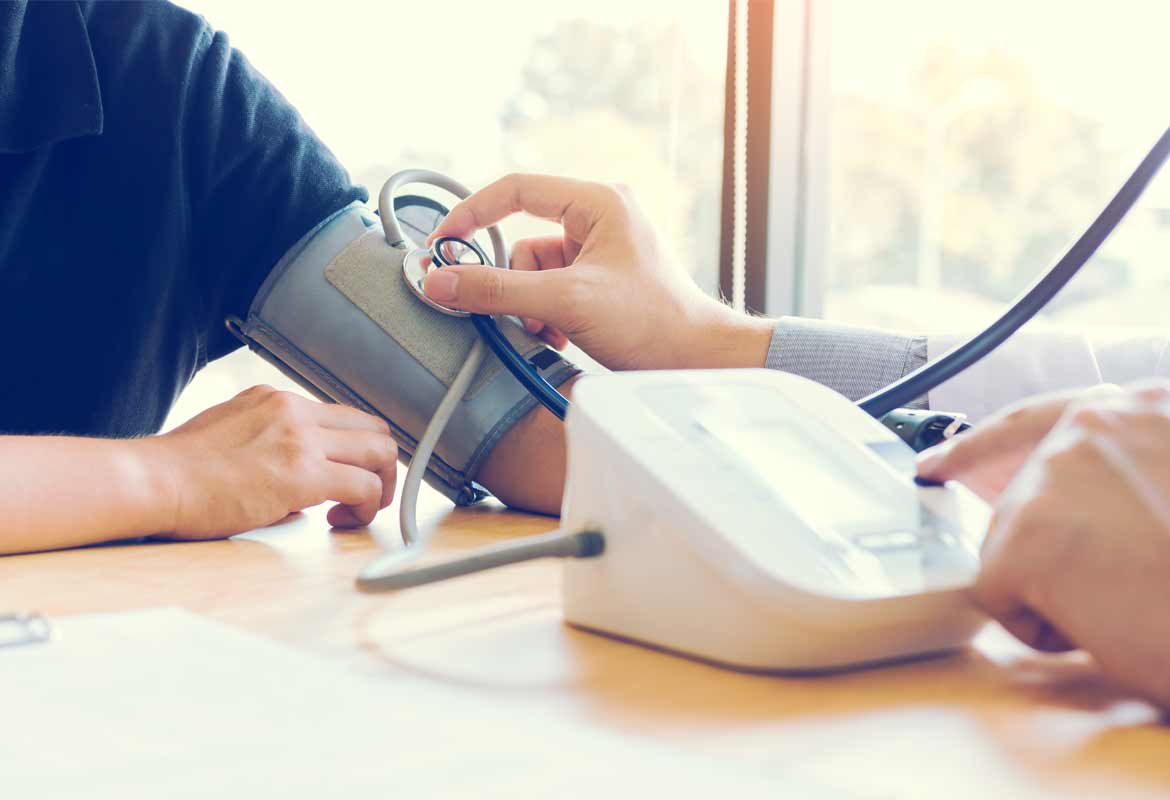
[{"left": 560, "top": 369, "right": 990, "bottom": 672}]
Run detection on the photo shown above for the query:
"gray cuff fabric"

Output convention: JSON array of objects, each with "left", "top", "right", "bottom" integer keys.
[
  {"left": 765, "top": 316, "right": 929, "bottom": 408},
  {"left": 231, "top": 202, "right": 581, "bottom": 506}
]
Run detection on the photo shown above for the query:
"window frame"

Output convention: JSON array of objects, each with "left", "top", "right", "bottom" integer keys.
[
  {"left": 764, "top": 0, "right": 830, "bottom": 318},
  {"left": 725, "top": 0, "right": 830, "bottom": 318}
]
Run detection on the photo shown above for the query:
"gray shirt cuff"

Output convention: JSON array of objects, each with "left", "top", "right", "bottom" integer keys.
[{"left": 765, "top": 317, "right": 929, "bottom": 408}]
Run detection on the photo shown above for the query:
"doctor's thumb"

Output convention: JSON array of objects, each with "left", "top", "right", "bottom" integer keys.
[{"left": 423, "top": 264, "right": 559, "bottom": 320}]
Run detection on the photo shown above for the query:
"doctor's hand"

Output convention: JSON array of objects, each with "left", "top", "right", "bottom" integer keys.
[
  {"left": 144, "top": 385, "right": 398, "bottom": 538},
  {"left": 917, "top": 384, "right": 1121, "bottom": 503},
  {"left": 421, "top": 173, "right": 774, "bottom": 371},
  {"left": 942, "top": 382, "right": 1170, "bottom": 708}
]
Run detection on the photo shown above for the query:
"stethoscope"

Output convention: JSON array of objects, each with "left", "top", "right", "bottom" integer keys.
[
  {"left": 369, "top": 169, "right": 571, "bottom": 567},
  {"left": 391, "top": 177, "right": 570, "bottom": 422}
]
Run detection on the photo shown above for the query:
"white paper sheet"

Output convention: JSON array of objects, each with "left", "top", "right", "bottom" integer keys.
[{"left": 0, "top": 608, "right": 853, "bottom": 799}]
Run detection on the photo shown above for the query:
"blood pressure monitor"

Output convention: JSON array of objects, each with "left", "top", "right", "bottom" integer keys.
[{"left": 560, "top": 369, "right": 991, "bottom": 672}]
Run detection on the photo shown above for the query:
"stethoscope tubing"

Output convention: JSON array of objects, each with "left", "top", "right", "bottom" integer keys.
[{"left": 428, "top": 234, "right": 570, "bottom": 420}]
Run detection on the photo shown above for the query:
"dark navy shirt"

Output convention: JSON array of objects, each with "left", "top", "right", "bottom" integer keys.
[{"left": 0, "top": 0, "right": 365, "bottom": 436}]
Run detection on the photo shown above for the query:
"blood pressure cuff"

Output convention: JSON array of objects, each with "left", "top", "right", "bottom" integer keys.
[{"left": 228, "top": 202, "right": 580, "bottom": 505}]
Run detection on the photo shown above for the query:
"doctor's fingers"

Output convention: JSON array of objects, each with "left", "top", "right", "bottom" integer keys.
[
  {"left": 428, "top": 173, "right": 619, "bottom": 246},
  {"left": 917, "top": 385, "right": 1121, "bottom": 481},
  {"left": 423, "top": 260, "right": 579, "bottom": 324},
  {"left": 511, "top": 235, "right": 583, "bottom": 273},
  {"left": 972, "top": 590, "right": 1077, "bottom": 653},
  {"left": 917, "top": 418, "right": 1039, "bottom": 484},
  {"left": 973, "top": 506, "right": 1077, "bottom": 652},
  {"left": 511, "top": 235, "right": 580, "bottom": 338}
]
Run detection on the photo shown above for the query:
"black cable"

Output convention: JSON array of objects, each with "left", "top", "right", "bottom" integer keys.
[
  {"left": 472, "top": 313, "right": 570, "bottom": 420},
  {"left": 858, "top": 124, "right": 1170, "bottom": 419},
  {"left": 428, "top": 234, "right": 571, "bottom": 420}
]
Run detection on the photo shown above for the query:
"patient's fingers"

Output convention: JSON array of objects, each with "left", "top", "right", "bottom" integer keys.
[
  {"left": 313, "top": 401, "right": 392, "bottom": 434},
  {"left": 320, "top": 462, "right": 383, "bottom": 525},
  {"left": 320, "top": 428, "right": 398, "bottom": 527}
]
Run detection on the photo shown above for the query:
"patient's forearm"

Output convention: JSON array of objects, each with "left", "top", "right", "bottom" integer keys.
[
  {"left": 478, "top": 377, "right": 577, "bottom": 515},
  {"left": 0, "top": 436, "right": 171, "bottom": 555}
]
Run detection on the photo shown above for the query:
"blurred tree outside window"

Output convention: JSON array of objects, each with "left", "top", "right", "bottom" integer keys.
[{"left": 824, "top": 0, "right": 1170, "bottom": 331}]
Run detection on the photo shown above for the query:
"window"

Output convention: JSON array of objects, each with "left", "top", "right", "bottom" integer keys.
[
  {"left": 767, "top": 0, "right": 1170, "bottom": 332},
  {"left": 167, "top": 0, "right": 728, "bottom": 428}
]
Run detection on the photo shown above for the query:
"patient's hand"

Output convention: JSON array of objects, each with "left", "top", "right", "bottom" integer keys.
[
  {"left": 146, "top": 385, "right": 398, "bottom": 537},
  {"left": 421, "top": 173, "right": 773, "bottom": 371}
]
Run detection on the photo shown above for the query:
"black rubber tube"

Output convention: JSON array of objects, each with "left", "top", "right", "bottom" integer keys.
[{"left": 858, "top": 125, "right": 1170, "bottom": 418}]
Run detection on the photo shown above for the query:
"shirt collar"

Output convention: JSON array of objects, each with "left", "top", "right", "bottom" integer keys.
[{"left": 0, "top": 1, "right": 103, "bottom": 153}]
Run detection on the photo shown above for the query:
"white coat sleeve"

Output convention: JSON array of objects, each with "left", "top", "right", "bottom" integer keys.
[{"left": 927, "top": 324, "right": 1170, "bottom": 422}]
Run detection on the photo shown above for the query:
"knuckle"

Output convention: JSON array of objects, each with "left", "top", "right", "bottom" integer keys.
[
  {"left": 1001, "top": 402, "right": 1034, "bottom": 427},
  {"left": 596, "top": 183, "right": 626, "bottom": 207},
  {"left": 263, "top": 390, "right": 302, "bottom": 418},
  {"left": 366, "top": 413, "right": 391, "bottom": 436},
  {"left": 358, "top": 471, "right": 382, "bottom": 503},
  {"left": 501, "top": 172, "right": 530, "bottom": 202},
  {"left": 275, "top": 422, "right": 313, "bottom": 458},
  {"left": 281, "top": 437, "right": 312, "bottom": 465},
  {"left": 242, "top": 383, "right": 275, "bottom": 398},
  {"left": 284, "top": 448, "right": 317, "bottom": 479},
  {"left": 363, "top": 438, "right": 388, "bottom": 466},
  {"left": 607, "top": 181, "right": 633, "bottom": 199}
]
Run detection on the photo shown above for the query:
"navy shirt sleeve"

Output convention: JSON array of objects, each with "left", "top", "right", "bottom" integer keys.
[
  {"left": 176, "top": 13, "right": 367, "bottom": 362},
  {"left": 0, "top": 1, "right": 366, "bottom": 437}
]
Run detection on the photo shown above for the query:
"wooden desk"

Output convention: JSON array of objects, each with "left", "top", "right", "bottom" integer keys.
[{"left": 2, "top": 489, "right": 1167, "bottom": 799}]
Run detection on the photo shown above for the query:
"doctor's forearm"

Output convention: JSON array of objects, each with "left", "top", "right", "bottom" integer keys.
[{"left": 765, "top": 317, "right": 929, "bottom": 406}]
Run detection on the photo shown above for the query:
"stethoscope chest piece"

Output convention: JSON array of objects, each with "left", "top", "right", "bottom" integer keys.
[{"left": 402, "top": 236, "right": 492, "bottom": 318}]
